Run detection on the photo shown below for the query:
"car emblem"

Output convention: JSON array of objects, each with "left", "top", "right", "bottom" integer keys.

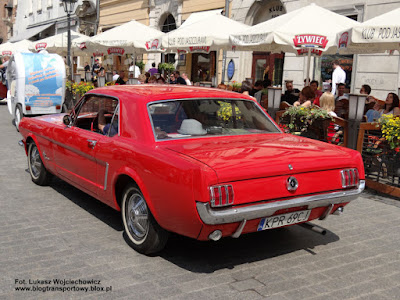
[
  {"left": 288, "top": 164, "right": 293, "bottom": 170},
  {"left": 286, "top": 176, "right": 298, "bottom": 191}
]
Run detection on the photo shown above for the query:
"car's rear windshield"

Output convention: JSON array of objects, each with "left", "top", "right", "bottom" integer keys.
[{"left": 148, "top": 98, "right": 280, "bottom": 140}]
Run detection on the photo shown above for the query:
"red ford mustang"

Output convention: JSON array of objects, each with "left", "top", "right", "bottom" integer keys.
[{"left": 19, "top": 85, "right": 365, "bottom": 254}]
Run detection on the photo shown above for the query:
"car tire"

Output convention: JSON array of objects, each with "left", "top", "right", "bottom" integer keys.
[
  {"left": 121, "top": 184, "right": 169, "bottom": 254},
  {"left": 14, "top": 104, "right": 23, "bottom": 132},
  {"left": 27, "top": 142, "right": 52, "bottom": 186}
]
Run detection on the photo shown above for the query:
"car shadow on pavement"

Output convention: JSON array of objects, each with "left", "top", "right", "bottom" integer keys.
[
  {"left": 159, "top": 224, "right": 339, "bottom": 273},
  {"left": 44, "top": 176, "right": 339, "bottom": 271},
  {"left": 48, "top": 177, "right": 123, "bottom": 231}
]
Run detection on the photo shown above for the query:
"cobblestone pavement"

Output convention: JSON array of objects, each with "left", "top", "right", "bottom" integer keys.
[{"left": 0, "top": 105, "right": 399, "bottom": 300}]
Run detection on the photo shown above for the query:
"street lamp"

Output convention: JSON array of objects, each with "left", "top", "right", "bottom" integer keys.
[{"left": 61, "top": 0, "right": 77, "bottom": 81}]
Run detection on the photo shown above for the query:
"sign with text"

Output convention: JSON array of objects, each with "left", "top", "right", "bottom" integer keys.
[
  {"left": 107, "top": 47, "right": 125, "bottom": 55},
  {"left": 293, "top": 34, "right": 328, "bottom": 49},
  {"left": 35, "top": 43, "right": 47, "bottom": 51},
  {"left": 22, "top": 53, "right": 63, "bottom": 107},
  {"left": 189, "top": 46, "right": 210, "bottom": 53}
]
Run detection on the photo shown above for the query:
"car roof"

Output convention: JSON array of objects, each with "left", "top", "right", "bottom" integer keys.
[{"left": 87, "top": 84, "right": 254, "bottom": 103}]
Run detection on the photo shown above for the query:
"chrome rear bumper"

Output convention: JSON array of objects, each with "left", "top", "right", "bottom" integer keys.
[{"left": 196, "top": 180, "right": 365, "bottom": 225}]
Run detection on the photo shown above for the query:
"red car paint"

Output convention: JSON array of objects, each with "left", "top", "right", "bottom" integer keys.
[{"left": 19, "top": 85, "right": 365, "bottom": 241}]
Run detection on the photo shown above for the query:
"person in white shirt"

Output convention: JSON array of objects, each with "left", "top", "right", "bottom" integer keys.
[
  {"left": 112, "top": 71, "right": 120, "bottom": 81},
  {"left": 182, "top": 73, "right": 192, "bottom": 85},
  {"left": 129, "top": 63, "right": 141, "bottom": 78},
  {"left": 331, "top": 60, "right": 346, "bottom": 96}
]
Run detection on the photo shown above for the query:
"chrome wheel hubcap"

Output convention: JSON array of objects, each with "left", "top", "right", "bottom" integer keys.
[
  {"left": 126, "top": 193, "right": 149, "bottom": 241},
  {"left": 30, "top": 146, "right": 42, "bottom": 179}
]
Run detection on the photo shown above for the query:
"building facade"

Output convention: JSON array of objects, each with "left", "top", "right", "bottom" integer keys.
[
  {"left": 10, "top": 0, "right": 96, "bottom": 42},
  {"left": 0, "top": 0, "right": 15, "bottom": 44}
]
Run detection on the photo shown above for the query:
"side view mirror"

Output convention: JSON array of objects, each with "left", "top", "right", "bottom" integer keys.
[{"left": 63, "top": 114, "right": 72, "bottom": 126}]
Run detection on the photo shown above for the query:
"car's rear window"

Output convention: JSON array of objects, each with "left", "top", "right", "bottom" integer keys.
[{"left": 148, "top": 98, "right": 280, "bottom": 140}]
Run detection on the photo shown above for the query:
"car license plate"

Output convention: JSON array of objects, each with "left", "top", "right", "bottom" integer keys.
[{"left": 257, "top": 210, "right": 311, "bottom": 231}]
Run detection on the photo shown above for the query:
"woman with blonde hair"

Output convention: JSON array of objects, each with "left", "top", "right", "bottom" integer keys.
[{"left": 319, "top": 92, "right": 337, "bottom": 117}]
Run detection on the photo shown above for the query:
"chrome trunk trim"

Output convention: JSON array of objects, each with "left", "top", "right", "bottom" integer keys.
[
  {"left": 196, "top": 180, "right": 365, "bottom": 225},
  {"left": 104, "top": 162, "right": 109, "bottom": 191}
]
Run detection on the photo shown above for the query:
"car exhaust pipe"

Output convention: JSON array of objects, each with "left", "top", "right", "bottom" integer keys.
[
  {"left": 333, "top": 206, "right": 344, "bottom": 216},
  {"left": 299, "top": 222, "right": 327, "bottom": 235}
]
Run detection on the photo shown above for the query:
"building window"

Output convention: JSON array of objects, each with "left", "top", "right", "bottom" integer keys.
[
  {"left": 161, "top": 14, "right": 176, "bottom": 33},
  {"left": 161, "top": 14, "right": 177, "bottom": 64}
]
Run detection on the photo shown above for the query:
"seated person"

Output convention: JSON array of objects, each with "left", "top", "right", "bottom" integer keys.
[
  {"left": 98, "top": 109, "right": 118, "bottom": 136},
  {"left": 365, "top": 101, "right": 383, "bottom": 122},
  {"left": 293, "top": 86, "right": 314, "bottom": 108},
  {"left": 115, "top": 71, "right": 126, "bottom": 85},
  {"left": 366, "top": 93, "right": 399, "bottom": 122},
  {"left": 335, "top": 83, "right": 348, "bottom": 101},
  {"left": 281, "top": 80, "right": 300, "bottom": 105}
]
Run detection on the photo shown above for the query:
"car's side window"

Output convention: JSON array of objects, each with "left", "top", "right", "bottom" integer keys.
[{"left": 73, "top": 95, "right": 119, "bottom": 135}]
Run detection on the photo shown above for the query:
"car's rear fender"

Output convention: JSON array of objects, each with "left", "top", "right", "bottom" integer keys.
[{"left": 112, "top": 166, "right": 155, "bottom": 214}]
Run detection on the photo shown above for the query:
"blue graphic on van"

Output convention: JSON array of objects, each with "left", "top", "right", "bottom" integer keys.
[{"left": 23, "top": 53, "right": 63, "bottom": 107}]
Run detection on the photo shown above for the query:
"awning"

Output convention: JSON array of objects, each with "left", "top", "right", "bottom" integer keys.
[
  {"left": 9, "top": 23, "right": 55, "bottom": 42},
  {"left": 181, "top": 9, "right": 223, "bottom": 28}
]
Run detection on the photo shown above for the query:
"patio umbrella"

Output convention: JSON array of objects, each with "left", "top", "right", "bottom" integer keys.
[
  {"left": 80, "top": 20, "right": 165, "bottom": 55},
  {"left": 336, "top": 7, "right": 400, "bottom": 54},
  {"left": 30, "top": 31, "right": 88, "bottom": 55},
  {"left": 230, "top": 3, "right": 360, "bottom": 83},
  {"left": 162, "top": 13, "right": 249, "bottom": 53},
  {"left": 0, "top": 40, "right": 33, "bottom": 56}
]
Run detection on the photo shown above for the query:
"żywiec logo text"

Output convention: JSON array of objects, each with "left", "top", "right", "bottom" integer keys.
[
  {"left": 293, "top": 35, "right": 328, "bottom": 48},
  {"left": 107, "top": 47, "right": 125, "bottom": 55},
  {"left": 145, "top": 39, "right": 160, "bottom": 50},
  {"left": 339, "top": 32, "right": 349, "bottom": 48},
  {"left": 189, "top": 46, "right": 210, "bottom": 53},
  {"left": 35, "top": 43, "right": 47, "bottom": 51}
]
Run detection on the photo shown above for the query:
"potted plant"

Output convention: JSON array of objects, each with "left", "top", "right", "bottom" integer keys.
[
  {"left": 281, "top": 105, "right": 333, "bottom": 140},
  {"left": 377, "top": 114, "right": 400, "bottom": 178}
]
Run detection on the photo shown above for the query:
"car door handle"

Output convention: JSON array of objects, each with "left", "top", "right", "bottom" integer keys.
[{"left": 87, "top": 139, "right": 97, "bottom": 149}]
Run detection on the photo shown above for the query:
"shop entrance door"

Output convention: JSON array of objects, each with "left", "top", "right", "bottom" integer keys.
[{"left": 252, "top": 52, "right": 284, "bottom": 85}]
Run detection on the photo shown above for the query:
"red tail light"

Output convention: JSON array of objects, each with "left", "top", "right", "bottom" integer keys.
[
  {"left": 341, "top": 169, "right": 359, "bottom": 188},
  {"left": 26, "top": 106, "right": 31, "bottom": 111},
  {"left": 209, "top": 184, "right": 234, "bottom": 208},
  {"left": 56, "top": 105, "right": 61, "bottom": 110}
]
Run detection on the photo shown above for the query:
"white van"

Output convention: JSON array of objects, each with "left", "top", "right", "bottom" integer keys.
[{"left": 6, "top": 52, "right": 66, "bottom": 130}]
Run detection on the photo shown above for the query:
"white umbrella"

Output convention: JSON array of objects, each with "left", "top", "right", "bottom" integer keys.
[
  {"left": 81, "top": 20, "right": 165, "bottom": 55},
  {"left": 162, "top": 13, "right": 249, "bottom": 53},
  {"left": 231, "top": 3, "right": 360, "bottom": 82},
  {"left": 337, "top": 7, "right": 400, "bottom": 54},
  {"left": 30, "top": 31, "right": 88, "bottom": 55},
  {"left": 0, "top": 40, "right": 33, "bottom": 56}
]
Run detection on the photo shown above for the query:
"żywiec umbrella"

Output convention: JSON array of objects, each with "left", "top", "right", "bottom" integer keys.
[
  {"left": 79, "top": 20, "right": 165, "bottom": 55},
  {"left": 30, "top": 31, "right": 88, "bottom": 55},
  {"left": 162, "top": 14, "right": 249, "bottom": 53},
  {"left": 0, "top": 40, "right": 33, "bottom": 56},
  {"left": 230, "top": 3, "right": 360, "bottom": 82},
  {"left": 337, "top": 7, "right": 400, "bottom": 54}
]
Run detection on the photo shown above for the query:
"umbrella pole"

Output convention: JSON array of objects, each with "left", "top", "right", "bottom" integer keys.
[{"left": 306, "top": 47, "right": 311, "bottom": 86}]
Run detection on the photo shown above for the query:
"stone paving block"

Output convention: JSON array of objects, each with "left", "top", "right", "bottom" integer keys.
[
  {"left": 230, "top": 278, "right": 265, "bottom": 292},
  {"left": 281, "top": 287, "right": 318, "bottom": 299},
  {"left": 215, "top": 290, "right": 266, "bottom": 300}
]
